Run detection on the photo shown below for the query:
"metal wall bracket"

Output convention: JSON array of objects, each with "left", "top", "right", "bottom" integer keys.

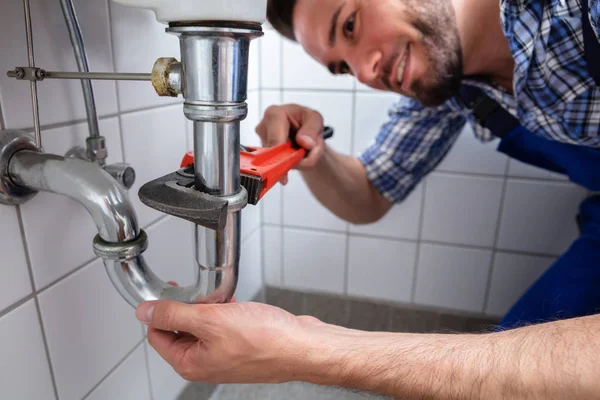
[{"left": 0, "top": 129, "right": 40, "bottom": 205}]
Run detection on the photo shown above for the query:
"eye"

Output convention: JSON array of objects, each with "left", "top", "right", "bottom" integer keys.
[
  {"left": 339, "top": 61, "right": 351, "bottom": 75},
  {"left": 343, "top": 14, "right": 356, "bottom": 38}
]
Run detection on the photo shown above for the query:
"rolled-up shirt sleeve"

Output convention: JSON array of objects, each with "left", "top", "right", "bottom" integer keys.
[{"left": 358, "top": 97, "right": 468, "bottom": 204}]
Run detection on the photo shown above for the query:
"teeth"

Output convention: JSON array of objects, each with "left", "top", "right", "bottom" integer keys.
[{"left": 397, "top": 49, "right": 408, "bottom": 85}]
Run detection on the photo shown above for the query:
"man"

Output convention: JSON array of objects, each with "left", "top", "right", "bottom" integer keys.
[{"left": 136, "top": 0, "right": 600, "bottom": 397}]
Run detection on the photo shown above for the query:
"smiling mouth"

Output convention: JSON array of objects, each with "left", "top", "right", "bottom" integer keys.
[{"left": 396, "top": 45, "right": 410, "bottom": 89}]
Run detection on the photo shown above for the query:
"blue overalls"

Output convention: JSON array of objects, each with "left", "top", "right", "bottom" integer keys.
[{"left": 457, "top": 1, "right": 600, "bottom": 330}]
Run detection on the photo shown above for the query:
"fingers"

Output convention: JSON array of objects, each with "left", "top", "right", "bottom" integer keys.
[
  {"left": 256, "top": 105, "right": 292, "bottom": 148},
  {"left": 136, "top": 300, "right": 202, "bottom": 333},
  {"left": 147, "top": 327, "right": 196, "bottom": 369}
]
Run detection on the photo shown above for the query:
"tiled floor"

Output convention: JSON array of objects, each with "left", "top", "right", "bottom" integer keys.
[
  {"left": 211, "top": 382, "right": 390, "bottom": 400},
  {"left": 178, "top": 287, "right": 499, "bottom": 400}
]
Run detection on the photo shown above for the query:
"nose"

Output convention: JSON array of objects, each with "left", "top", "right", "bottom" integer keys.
[{"left": 351, "top": 50, "right": 382, "bottom": 85}]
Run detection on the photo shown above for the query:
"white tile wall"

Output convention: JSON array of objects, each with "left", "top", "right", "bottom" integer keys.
[
  {"left": 350, "top": 184, "right": 423, "bottom": 240},
  {"left": 237, "top": 229, "right": 264, "bottom": 302},
  {"left": 415, "top": 244, "right": 492, "bottom": 313},
  {"left": 436, "top": 125, "right": 508, "bottom": 176},
  {"left": 38, "top": 260, "right": 143, "bottom": 400},
  {"left": 0, "top": 206, "right": 31, "bottom": 311},
  {"left": 486, "top": 252, "right": 555, "bottom": 317},
  {"left": 146, "top": 344, "right": 188, "bottom": 400},
  {"left": 422, "top": 173, "right": 504, "bottom": 247},
  {"left": 263, "top": 226, "right": 283, "bottom": 286},
  {"left": 497, "top": 180, "right": 587, "bottom": 255},
  {"left": 282, "top": 40, "right": 354, "bottom": 90},
  {"left": 283, "top": 228, "right": 347, "bottom": 294},
  {"left": 0, "top": 2, "right": 266, "bottom": 399},
  {"left": 261, "top": 28, "right": 283, "bottom": 89},
  {"left": 86, "top": 345, "right": 151, "bottom": 400},
  {"left": 348, "top": 236, "right": 416, "bottom": 303},
  {"left": 0, "top": 0, "right": 118, "bottom": 129},
  {"left": 0, "top": 300, "right": 55, "bottom": 400},
  {"left": 353, "top": 92, "right": 399, "bottom": 156}
]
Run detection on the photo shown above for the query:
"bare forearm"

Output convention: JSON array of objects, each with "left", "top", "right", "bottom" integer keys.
[
  {"left": 301, "top": 146, "right": 391, "bottom": 224},
  {"left": 295, "top": 315, "right": 600, "bottom": 400}
]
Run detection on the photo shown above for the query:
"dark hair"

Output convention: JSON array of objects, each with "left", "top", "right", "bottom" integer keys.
[{"left": 267, "top": 0, "right": 298, "bottom": 41}]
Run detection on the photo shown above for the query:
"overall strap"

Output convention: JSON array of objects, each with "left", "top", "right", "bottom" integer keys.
[
  {"left": 582, "top": 0, "right": 600, "bottom": 85},
  {"left": 456, "top": 85, "right": 519, "bottom": 139}
]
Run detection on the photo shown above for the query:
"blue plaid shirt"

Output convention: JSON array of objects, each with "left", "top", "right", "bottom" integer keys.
[{"left": 359, "top": 0, "right": 600, "bottom": 204}]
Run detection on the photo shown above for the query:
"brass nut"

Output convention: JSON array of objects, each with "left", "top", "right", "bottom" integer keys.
[{"left": 152, "top": 57, "right": 181, "bottom": 97}]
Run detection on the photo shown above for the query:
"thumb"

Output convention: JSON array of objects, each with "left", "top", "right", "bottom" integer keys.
[{"left": 136, "top": 300, "right": 202, "bottom": 333}]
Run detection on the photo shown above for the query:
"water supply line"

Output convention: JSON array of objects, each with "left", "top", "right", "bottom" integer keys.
[{"left": 59, "top": 0, "right": 106, "bottom": 166}]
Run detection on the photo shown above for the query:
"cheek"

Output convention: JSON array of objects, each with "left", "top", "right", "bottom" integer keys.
[{"left": 410, "top": 42, "right": 432, "bottom": 83}]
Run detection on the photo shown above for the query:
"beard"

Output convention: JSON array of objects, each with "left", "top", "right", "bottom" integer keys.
[{"left": 394, "top": 0, "right": 464, "bottom": 107}]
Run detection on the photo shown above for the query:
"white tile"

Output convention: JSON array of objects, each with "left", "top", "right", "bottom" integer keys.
[
  {"left": 86, "top": 346, "right": 151, "bottom": 400},
  {"left": 508, "top": 159, "right": 568, "bottom": 181},
  {"left": 236, "top": 229, "right": 263, "bottom": 302},
  {"left": 260, "top": 30, "right": 282, "bottom": 88},
  {"left": 422, "top": 174, "right": 504, "bottom": 247},
  {"left": 144, "top": 217, "right": 196, "bottom": 287},
  {"left": 486, "top": 252, "right": 555, "bottom": 317},
  {"left": 248, "top": 38, "right": 260, "bottom": 91},
  {"left": 348, "top": 237, "right": 416, "bottom": 303},
  {"left": 242, "top": 203, "right": 262, "bottom": 241},
  {"left": 241, "top": 91, "right": 261, "bottom": 148},
  {"left": 282, "top": 40, "right": 354, "bottom": 90},
  {"left": 20, "top": 118, "right": 124, "bottom": 289},
  {"left": 436, "top": 125, "right": 508, "bottom": 176},
  {"left": 353, "top": 92, "right": 399, "bottom": 156},
  {"left": 121, "top": 106, "right": 188, "bottom": 227},
  {"left": 350, "top": 184, "right": 423, "bottom": 240},
  {"left": 283, "top": 228, "right": 346, "bottom": 294},
  {"left": 38, "top": 259, "right": 142, "bottom": 400},
  {"left": 283, "top": 171, "right": 348, "bottom": 231},
  {"left": 0, "top": 0, "right": 118, "bottom": 129},
  {"left": 261, "top": 90, "right": 282, "bottom": 115},
  {"left": 109, "top": 2, "right": 182, "bottom": 112},
  {"left": 497, "top": 180, "right": 587, "bottom": 255},
  {"left": 147, "top": 343, "right": 188, "bottom": 400},
  {"left": 0, "top": 206, "right": 32, "bottom": 311},
  {"left": 0, "top": 300, "right": 55, "bottom": 400},
  {"left": 263, "top": 226, "right": 283, "bottom": 286},
  {"left": 415, "top": 243, "right": 492, "bottom": 313},
  {"left": 262, "top": 185, "right": 282, "bottom": 225},
  {"left": 282, "top": 91, "right": 353, "bottom": 155}
]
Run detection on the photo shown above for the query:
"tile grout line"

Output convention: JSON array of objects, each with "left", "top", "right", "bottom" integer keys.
[
  {"left": 17, "top": 102, "right": 185, "bottom": 134},
  {"left": 411, "top": 180, "right": 427, "bottom": 303},
  {"left": 0, "top": 293, "right": 35, "bottom": 320},
  {"left": 482, "top": 158, "right": 511, "bottom": 313},
  {"left": 15, "top": 206, "right": 60, "bottom": 400},
  {"left": 106, "top": 0, "right": 128, "bottom": 164},
  {"left": 343, "top": 86, "right": 359, "bottom": 295},
  {"left": 142, "top": 340, "right": 156, "bottom": 400},
  {"left": 266, "top": 223, "right": 562, "bottom": 259},
  {"left": 35, "top": 214, "right": 169, "bottom": 297},
  {"left": 80, "top": 339, "right": 146, "bottom": 400}
]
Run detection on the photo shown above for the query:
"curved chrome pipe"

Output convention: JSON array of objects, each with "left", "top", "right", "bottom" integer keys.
[{"left": 8, "top": 150, "right": 238, "bottom": 307}]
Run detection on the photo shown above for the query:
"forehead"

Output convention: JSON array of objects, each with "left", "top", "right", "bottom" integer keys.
[{"left": 293, "top": 0, "right": 346, "bottom": 62}]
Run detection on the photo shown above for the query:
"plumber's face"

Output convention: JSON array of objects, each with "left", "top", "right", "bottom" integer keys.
[{"left": 293, "top": 0, "right": 463, "bottom": 107}]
